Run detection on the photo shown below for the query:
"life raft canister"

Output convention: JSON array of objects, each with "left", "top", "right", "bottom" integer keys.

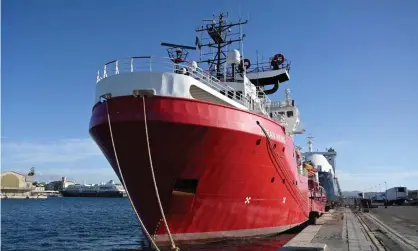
[
  {"left": 239, "top": 58, "right": 251, "bottom": 72},
  {"left": 271, "top": 53, "right": 285, "bottom": 69}
]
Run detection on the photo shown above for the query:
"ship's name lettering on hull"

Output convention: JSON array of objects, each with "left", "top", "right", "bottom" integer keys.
[{"left": 261, "top": 128, "right": 286, "bottom": 144}]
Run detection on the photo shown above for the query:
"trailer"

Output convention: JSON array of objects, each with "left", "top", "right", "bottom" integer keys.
[{"left": 385, "top": 187, "right": 408, "bottom": 205}]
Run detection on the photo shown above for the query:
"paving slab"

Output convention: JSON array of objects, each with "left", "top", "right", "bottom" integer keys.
[
  {"left": 369, "top": 205, "right": 418, "bottom": 246},
  {"left": 359, "top": 206, "right": 418, "bottom": 251},
  {"left": 280, "top": 242, "right": 327, "bottom": 251},
  {"left": 279, "top": 208, "right": 380, "bottom": 251}
]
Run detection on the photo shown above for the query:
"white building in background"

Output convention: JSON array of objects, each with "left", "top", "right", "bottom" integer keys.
[{"left": 45, "top": 176, "right": 75, "bottom": 191}]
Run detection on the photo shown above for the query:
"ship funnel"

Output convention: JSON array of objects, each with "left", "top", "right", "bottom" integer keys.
[{"left": 227, "top": 49, "right": 241, "bottom": 65}]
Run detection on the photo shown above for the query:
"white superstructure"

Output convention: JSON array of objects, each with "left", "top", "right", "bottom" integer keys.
[
  {"left": 94, "top": 13, "right": 305, "bottom": 137},
  {"left": 96, "top": 56, "right": 303, "bottom": 136}
]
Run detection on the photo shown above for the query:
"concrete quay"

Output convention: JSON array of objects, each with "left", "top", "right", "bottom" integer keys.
[
  {"left": 280, "top": 207, "right": 382, "bottom": 251},
  {"left": 1, "top": 194, "right": 47, "bottom": 199},
  {"left": 359, "top": 204, "right": 418, "bottom": 251}
]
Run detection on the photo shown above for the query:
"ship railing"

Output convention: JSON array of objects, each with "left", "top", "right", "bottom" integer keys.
[
  {"left": 270, "top": 100, "right": 298, "bottom": 109},
  {"left": 270, "top": 101, "right": 285, "bottom": 108},
  {"left": 248, "top": 59, "right": 291, "bottom": 74},
  {"left": 255, "top": 88, "right": 271, "bottom": 116},
  {"left": 97, "top": 56, "right": 272, "bottom": 115}
]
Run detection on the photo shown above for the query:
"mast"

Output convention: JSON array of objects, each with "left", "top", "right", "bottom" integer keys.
[
  {"left": 195, "top": 13, "right": 248, "bottom": 79},
  {"left": 239, "top": 18, "right": 245, "bottom": 76},
  {"left": 285, "top": 88, "right": 291, "bottom": 106},
  {"left": 307, "top": 136, "right": 314, "bottom": 153}
]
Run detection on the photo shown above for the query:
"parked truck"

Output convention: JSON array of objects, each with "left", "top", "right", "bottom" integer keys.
[{"left": 385, "top": 187, "right": 408, "bottom": 205}]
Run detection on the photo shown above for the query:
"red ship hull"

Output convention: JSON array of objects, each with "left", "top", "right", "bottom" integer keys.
[
  {"left": 311, "top": 199, "right": 326, "bottom": 214},
  {"left": 310, "top": 192, "right": 327, "bottom": 215},
  {"left": 89, "top": 95, "right": 311, "bottom": 245},
  {"left": 308, "top": 181, "right": 327, "bottom": 215}
]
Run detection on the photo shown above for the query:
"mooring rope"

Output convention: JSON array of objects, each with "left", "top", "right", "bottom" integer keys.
[
  {"left": 105, "top": 98, "right": 161, "bottom": 251},
  {"left": 257, "top": 121, "right": 310, "bottom": 217},
  {"left": 141, "top": 96, "right": 179, "bottom": 251}
]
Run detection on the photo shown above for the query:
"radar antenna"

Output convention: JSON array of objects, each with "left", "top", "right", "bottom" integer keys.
[
  {"left": 161, "top": 42, "right": 196, "bottom": 63},
  {"left": 327, "top": 147, "right": 335, "bottom": 152},
  {"left": 195, "top": 12, "right": 247, "bottom": 78}
]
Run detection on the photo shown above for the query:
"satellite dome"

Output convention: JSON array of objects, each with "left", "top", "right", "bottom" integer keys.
[
  {"left": 190, "top": 61, "right": 198, "bottom": 71},
  {"left": 227, "top": 49, "right": 241, "bottom": 64},
  {"left": 307, "top": 154, "right": 333, "bottom": 173}
]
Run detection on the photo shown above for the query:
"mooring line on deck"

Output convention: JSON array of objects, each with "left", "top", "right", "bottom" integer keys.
[{"left": 257, "top": 120, "right": 309, "bottom": 218}]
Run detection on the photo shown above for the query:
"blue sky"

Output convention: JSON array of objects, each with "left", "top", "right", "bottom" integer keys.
[{"left": 2, "top": 0, "right": 418, "bottom": 191}]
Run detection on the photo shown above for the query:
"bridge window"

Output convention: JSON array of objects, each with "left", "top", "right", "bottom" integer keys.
[
  {"left": 236, "top": 91, "right": 242, "bottom": 100},
  {"left": 286, "top": 111, "right": 294, "bottom": 117}
]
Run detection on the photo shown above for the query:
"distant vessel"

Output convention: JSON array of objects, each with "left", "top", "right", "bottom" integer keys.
[
  {"left": 60, "top": 180, "right": 126, "bottom": 197},
  {"left": 299, "top": 151, "right": 327, "bottom": 219},
  {"left": 304, "top": 137, "right": 341, "bottom": 210}
]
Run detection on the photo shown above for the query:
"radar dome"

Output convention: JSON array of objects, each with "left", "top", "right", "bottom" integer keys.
[
  {"left": 190, "top": 61, "right": 198, "bottom": 71},
  {"left": 227, "top": 49, "right": 241, "bottom": 64},
  {"left": 307, "top": 154, "right": 333, "bottom": 174}
]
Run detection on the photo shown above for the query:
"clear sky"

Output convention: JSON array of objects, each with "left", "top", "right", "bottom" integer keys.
[{"left": 2, "top": 0, "right": 418, "bottom": 191}]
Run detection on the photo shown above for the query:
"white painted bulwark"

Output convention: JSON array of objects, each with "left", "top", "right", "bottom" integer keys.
[
  {"left": 96, "top": 72, "right": 190, "bottom": 102},
  {"left": 96, "top": 71, "right": 248, "bottom": 110},
  {"left": 94, "top": 56, "right": 304, "bottom": 134},
  {"left": 246, "top": 68, "right": 289, "bottom": 82}
]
